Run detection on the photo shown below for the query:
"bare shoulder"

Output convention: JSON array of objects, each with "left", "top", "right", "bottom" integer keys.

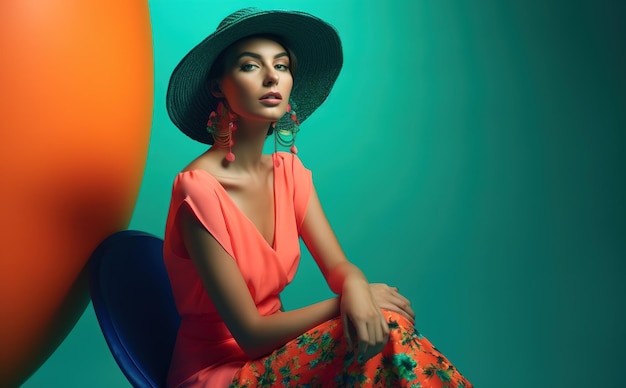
[
  {"left": 182, "top": 152, "right": 274, "bottom": 189},
  {"left": 182, "top": 151, "right": 235, "bottom": 185}
]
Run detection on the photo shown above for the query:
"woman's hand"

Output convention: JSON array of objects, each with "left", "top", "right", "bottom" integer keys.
[
  {"left": 340, "top": 277, "right": 389, "bottom": 363},
  {"left": 369, "top": 283, "right": 415, "bottom": 325}
]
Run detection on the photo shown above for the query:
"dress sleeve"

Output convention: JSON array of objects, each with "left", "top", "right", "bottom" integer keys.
[
  {"left": 166, "top": 171, "right": 235, "bottom": 259},
  {"left": 290, "top": 154, "right": 313, "bottom": 231}
]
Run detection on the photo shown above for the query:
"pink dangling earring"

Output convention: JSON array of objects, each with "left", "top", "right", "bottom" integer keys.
[
  {"left": 286, "top": 103, "right": 299, "bottom": 154},
  {"left": 225, "top": 119, "right": 236, "bottom": 162},
  {"left": 207, "top": 102, "right": 237, "bottom": 163}
]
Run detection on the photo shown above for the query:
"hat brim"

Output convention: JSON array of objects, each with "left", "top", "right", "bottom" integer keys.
[{"left": 166, "top": 9, "right": 343, "bottom": 144}]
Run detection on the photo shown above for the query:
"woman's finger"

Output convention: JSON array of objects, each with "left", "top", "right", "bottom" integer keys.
[
  {"left": 361, "top": 322, "right": 377, "bottom": 362},
  {"left": 391, "top": 293, "right": 415, "bottom": 320},
  {"left": 370, "top": 283, "right": 415, "bottom": 320},
  {"left": 392, "top": 288, "right": 410, "bottom": 304},
  {"left": 381, "top": 313, "right": 390, "bottom": 338},
  {"left": 377, "top": 299, "right": 415, "bottom": 324},
  {"left": 356, "top": 320, "right": 369, "bottom": 358},
  {"left": 342, "top": 312, "right": 352, "bottom": 348},
  {"left": 382, "top": 290, "right": 415, "bottom": 322},
  {"left": 374, "top": 318, "right": 383, "bottom": 349},
  {"left": 362, "top": 313, "right": 390, "bottom": 363}
]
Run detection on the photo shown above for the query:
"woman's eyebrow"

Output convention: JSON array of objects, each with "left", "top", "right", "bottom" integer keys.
[{"left": 236, "top": 51, "right": 289, "bottom": 60}]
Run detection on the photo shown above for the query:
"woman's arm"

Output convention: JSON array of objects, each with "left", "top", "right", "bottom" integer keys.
[
  {"left": 300, "top": 187, "right": 392, "bottom": 362},
  {"left": 298, "top": 188, "right": 369, "bottom": 295},
  {"left": 180, "top": 204, "right": 339, "bottom": 359}
]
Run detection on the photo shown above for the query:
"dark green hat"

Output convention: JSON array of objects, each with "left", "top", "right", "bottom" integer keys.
[{"left": 166, "top": 7, "right": 343, "bottom": 144}]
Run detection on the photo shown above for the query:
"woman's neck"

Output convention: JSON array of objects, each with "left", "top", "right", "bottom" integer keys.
[{"left": 212, "top": 119, "right": 272, "bottom": 172}]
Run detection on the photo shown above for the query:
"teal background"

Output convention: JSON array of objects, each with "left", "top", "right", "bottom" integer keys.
[{"left": 23, "top": 0, "right": 624, "bottom": 387}]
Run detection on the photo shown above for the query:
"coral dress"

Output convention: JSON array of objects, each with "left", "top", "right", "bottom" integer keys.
[{"left": 163, "top": 152, "right": 472, "bottom": 387}]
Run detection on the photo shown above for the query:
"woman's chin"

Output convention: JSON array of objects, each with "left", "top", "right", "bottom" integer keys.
[{"left": 249, "top": 112, "right": 288, "bottom": 124}]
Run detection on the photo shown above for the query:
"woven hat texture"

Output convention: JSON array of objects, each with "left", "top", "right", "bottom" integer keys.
[{"left": 166, "top": 7, "right": 343, "bottom": 144}]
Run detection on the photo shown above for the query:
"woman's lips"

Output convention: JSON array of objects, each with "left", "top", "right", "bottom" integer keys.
[
  {"left": 260, "top": 92, "right": 282, "bottom": 100},
  {"left": 260, "top": 92, "right": 282, "bottom": 106}
]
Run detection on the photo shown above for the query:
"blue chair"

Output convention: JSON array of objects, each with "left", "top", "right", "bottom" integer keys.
[{"left": 89, "top": 230, "right": 180, "bottom": 388}]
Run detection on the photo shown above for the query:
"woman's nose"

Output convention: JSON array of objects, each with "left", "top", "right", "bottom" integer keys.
[{"left": 264, "top": 68, "right": 279, "bottom": 86}]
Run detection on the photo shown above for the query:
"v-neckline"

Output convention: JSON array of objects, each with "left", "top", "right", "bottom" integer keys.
[{"left": 186, "top": 163, "right": 278, "bottom": 252}]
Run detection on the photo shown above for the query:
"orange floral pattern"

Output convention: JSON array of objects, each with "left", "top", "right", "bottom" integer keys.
[{"left": 230, "top": 311, "right": 472, "bottom": 387}]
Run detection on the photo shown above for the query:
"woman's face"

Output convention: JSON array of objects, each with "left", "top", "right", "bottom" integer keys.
[{"left": 216, "top": 37, "right": 293, "bottom": 124}]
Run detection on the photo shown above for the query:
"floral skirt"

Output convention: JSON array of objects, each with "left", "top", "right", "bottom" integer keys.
[{"left": 230, "top": 311, "right": 472, "bottom": 387}]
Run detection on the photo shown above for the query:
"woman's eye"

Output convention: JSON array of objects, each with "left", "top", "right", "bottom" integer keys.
[
  {"left": 240, "top": 63, "right": 258, "bottom": 72},
  {"left": 275, "top": 64, "right": 289, "bottom": 71}
]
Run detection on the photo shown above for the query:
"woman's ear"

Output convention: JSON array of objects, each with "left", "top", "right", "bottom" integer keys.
[{"left": 210, "top": 79, "right": 224, "bottom": 98}]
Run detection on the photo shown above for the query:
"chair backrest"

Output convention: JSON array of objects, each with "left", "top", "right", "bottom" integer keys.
[{"left": 89, "top": 230, "right": 180, "bottom": 388}]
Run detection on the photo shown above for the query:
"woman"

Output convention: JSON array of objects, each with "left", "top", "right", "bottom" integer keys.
[{"left": 164, "top": 7, "right": 472, "bottom": 387}]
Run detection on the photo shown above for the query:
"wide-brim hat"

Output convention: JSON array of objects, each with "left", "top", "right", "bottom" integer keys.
[{"left": 166, "top": 7, "right": 343, "bottom": 144}]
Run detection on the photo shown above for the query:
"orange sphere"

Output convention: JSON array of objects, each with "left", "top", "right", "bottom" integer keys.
[{"left": 0, "top": 1, "right": 153, "bottom": 386}]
